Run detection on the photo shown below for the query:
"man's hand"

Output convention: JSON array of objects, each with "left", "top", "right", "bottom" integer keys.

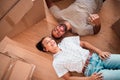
[
  {"left": 88, "top": 73, "right": 103, "bottom": 80},
  {"left": 88, "top": 14, "right": 100, "bottom": 26},
  {"left": 99, "top": 51, "right": 111, "bottom": 60}
]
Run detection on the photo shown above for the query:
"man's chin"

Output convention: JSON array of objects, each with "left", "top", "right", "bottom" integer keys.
[{"left": 55, "top": 35, "right": 62, "bottom": 39}]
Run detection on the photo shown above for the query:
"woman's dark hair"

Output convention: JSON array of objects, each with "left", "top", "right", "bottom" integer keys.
[{"left": 36, "top": 37, "right": 46, "bottom": 52}]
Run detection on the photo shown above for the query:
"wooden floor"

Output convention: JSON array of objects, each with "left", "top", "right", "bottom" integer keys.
[
  {"left": 80, "top": 0, "right": 120, "bottom": 53},
  {"left": 12, "top": 19, "right": 54, "bottom": 60},
  {"left": 11, "top": 0, "right": 120, "bottom": 80}
]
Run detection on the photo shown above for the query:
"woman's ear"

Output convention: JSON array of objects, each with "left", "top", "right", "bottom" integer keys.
[{"left": 43, "top": 48, "right": 48, "bottom": 52}]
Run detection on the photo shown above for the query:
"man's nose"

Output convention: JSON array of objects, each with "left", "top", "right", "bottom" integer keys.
[{"left": 57, "top": 28, "right": 61, "bottom": 32}]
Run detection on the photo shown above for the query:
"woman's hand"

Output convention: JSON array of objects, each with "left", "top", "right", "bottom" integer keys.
[
  {"left": 88, "top": 73, "right": 103, "bottom": 80},
  {"left": 99, "top": 51, "right": 111, "bottom": 60}
]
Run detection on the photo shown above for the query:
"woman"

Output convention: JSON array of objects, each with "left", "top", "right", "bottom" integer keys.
[{"left": 36, "top": 36, "right": 120, "bottom": 80}]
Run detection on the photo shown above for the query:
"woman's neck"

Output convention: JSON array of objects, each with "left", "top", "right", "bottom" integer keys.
[{"left": 53, "top": 47, "right": 61, "bottom": 54}]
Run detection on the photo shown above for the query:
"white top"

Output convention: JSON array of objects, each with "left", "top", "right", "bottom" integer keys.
[
  {"left": 50, "top": 0, "right": 103, "bottom": 36},
  {"left": 53, "top": 36, "right": 90, "bottom": 77}
]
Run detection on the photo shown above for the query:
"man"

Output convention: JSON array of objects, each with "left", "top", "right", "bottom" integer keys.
[
  {"left": 36, "top": 36, "right": 120, "bottom": 80},
  {"left": 46, "top": 0, "right": 103, "bottom": 38}
]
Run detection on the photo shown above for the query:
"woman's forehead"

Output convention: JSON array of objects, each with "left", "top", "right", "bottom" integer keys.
[
  {"left": 43, "top": 37, "right": 50, "bottom": 41},
  {"left": 42, "top": 37, "right": 52, "bottom": 43}
]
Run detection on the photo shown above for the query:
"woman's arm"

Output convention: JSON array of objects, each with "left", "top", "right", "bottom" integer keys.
[
  {"left": 62, "top": 72, "right": 102, "bottom": 80},
  {"left": 80, "top": 41, "right": 110, "bottom": 60}
]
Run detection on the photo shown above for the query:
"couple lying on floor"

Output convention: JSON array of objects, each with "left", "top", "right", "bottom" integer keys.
[{"left": 36, "top": 0, "right": 120, "bottom": 80}]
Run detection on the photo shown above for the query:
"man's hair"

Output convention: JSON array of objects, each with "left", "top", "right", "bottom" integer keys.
[{"left": 36, "top": 37, "right": 46, "bottom": 52}]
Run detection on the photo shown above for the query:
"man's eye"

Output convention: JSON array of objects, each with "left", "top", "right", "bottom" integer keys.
[{"left": 54, "top": 28, "right": 57, "bottom": 31}]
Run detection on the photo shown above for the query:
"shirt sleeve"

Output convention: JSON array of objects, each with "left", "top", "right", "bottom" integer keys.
[
  {"left": 61, "top": 36, "right": 80, "bottom": 44},
  {"left": 49, "top": 5, "right": 62, "bottom": 20},
  {"left": 53, "top": 62, "right": 68, "bottom": 78}
]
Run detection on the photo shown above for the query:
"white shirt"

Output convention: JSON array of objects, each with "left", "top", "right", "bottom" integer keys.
[
  {"left": 50, "top": 0, "right": 103, "bottom": 36},
  {"left": 53, "top": 36, "right": 90, "bottom": 77}
]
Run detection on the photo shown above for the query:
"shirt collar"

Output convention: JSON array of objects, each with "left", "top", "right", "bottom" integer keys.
[{"left": 53, "top": 48, "right": 62, "bottom": 58}]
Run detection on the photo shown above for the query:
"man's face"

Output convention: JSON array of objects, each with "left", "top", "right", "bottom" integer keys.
[
  {"left": 42, "top": 37, "right": 57, "bottom": 53},
  {"left": 52, "top": 24, "right": 67, "bottom": 38}
]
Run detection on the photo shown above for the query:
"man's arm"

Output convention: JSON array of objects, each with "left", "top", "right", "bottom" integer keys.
[
  {"left": 61, "top": 72, "right": 102, "bottom": 80},
  {"left": 80, "top": 41, "right": 110, "bottom": 60},
  {"left": 45, "top": 0, "right": 63, "bottom": 20},
  {"left": 88, "top": 14, "right": 101, "bottom": 27}
]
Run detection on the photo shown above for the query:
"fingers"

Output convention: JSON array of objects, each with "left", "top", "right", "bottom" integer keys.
[
  {"left": 104, "top": 52, "right": 111, "bottom": 58},
  {"left": 93, "top": 73, "right": 102, "bottom": 76},
  {"left": 100, "top": 54, "right": 106, "bottom": 60},
  {"left": 100, "top": 52, "right": 111, "bottom": 60},
  {"left": 89, "top": 14, "right": 99, "bottom": 21},
  {"left": 100, "top": 56, "right": 105, "bottom": 60},
  {"left": 88, "top": 14, "right": 100, "bottom": 26},
  {"left": 96, "top": 73, "right": 103, "bottom": 80},
  {"left": 88, "top": 15, "right": 95, "bottom": 23},
  {"left": 93, "top": 73, "right": 103, "bottom": 80}
]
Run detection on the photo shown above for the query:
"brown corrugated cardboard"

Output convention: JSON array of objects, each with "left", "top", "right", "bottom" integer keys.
[
  {"left": 0, "top": 37, "right": 60, "bottom": 80},
  {"left": 0, "top": 52, "right": 35, "bottom": 80},
  {"left": 0, "top": 0, "right": 46, "bottom": 41},
  {"left": 0, "top": 53, "right": 11, "bottom": 80},
  {"left": 0, "top": 0, "right": 18, "bottom": 20},
  {"left": 23, "top": 0, "right": 45, "bottom": 27},
  {"left": 8, "top": 60, "right": 35, "bottom": 80},
  {"left": 7, "top": 0, "right": 33, "bottom": 24},
  {"left": 0, "top": 20, "right": 12, "bottom": 41}
]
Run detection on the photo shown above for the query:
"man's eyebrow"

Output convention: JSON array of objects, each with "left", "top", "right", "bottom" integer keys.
[
  {"left": 53, "top": 28, "right": 56, "bottom": 30},
  {"left": 53, "top": 27, "right": 57, "bottom": 31}
]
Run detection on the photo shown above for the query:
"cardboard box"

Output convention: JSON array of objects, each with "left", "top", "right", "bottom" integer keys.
[
  {"left": 8, "top": 60, "right": 35, "bottom": 80},
  {"left": 0, "top": 20, "right": 12, "bottom": 41},
  {"left": 0, "top": 53, "right": 11, "bottom": 80},
  {"left": 7, "top": 0, "right": 33, "bottom": 24},
  {"left": 0, "top": 53, "right": 35, "bottom": 80}
]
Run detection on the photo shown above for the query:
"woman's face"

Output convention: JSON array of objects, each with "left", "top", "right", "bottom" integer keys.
[{"left": 42, "top": 37, "right": 58, "bottom": 53}]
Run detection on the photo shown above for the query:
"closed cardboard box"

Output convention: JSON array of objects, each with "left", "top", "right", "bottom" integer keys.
[
  {"left": 0, "top": 53, "right": 35, "bottom": 80},
  {"left": 8, "top": 60, "right": 35, "bottom": 80}
]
